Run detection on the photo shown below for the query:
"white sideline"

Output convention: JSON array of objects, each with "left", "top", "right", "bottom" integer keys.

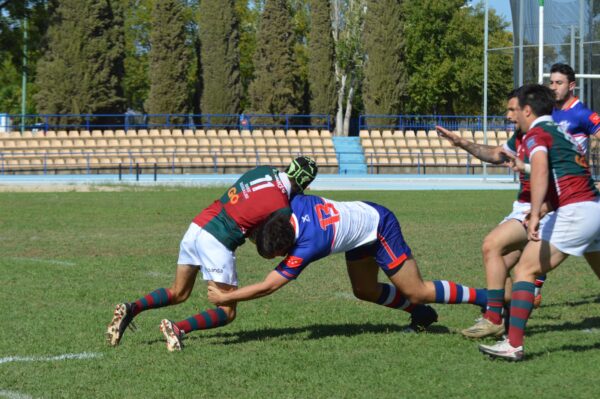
[
  {"left": 8, "top": 257, "right": 76, "bottom": 267},
  {"left": 0, "top": 352, "right": 102, "bottom": 365},
  {"left": 0, "top": 390, "right": 35, "bottom": 399}
]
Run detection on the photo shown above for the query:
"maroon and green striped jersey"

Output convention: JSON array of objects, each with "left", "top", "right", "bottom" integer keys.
[
  {"left": 503, "top": 131, "right": 530, "bottom": 203},
  {"left": 192, "top": 166, "right": 291, "bottom": 251},
  {"left": 523, "top": 116, "right": 599, "bottom": 209}
]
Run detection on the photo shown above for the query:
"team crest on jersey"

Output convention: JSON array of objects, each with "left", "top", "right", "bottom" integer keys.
[
  {"left": 526, "top": 137, "right": 536, "bottom": 150},
  {"left": 284, "top": 255, "right": 303, "bottom": 268},
  {"left": 590, "top": 112, "right": 600, "bottom": 125}
]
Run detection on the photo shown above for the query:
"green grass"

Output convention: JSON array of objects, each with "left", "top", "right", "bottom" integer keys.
[{"left": 1, "top": 188, "right": 600, "bottom": 398}]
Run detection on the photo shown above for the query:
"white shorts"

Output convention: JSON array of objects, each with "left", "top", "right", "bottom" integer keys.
[
  {"left": 540, "top": 199, "right": 600, "bottom": 256},
  {"left": 177, "top": 223, "right": 238, "bottom": 286},
  {"left": 501, "top": 201, "right": 553, "bottom": 231},
  {"left": 502, "top": 201, "right": 532, "bottom": 223}
]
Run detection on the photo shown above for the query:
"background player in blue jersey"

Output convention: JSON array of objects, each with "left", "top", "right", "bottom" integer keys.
[
  {"left": 207, "top": 195, "right": 488, "bottom": 333},
  {"left": 550, "top": 63, "right": 600, "bottom": 154}
]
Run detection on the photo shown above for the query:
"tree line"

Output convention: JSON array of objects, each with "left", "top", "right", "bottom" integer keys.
[{"left": 0, "top": 0, "right": 513, "bottom": 134}]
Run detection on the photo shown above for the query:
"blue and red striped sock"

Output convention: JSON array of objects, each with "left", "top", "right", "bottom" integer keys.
[
  {"left": 483, "top": 289, "right": 504, "bottom": 324},
  {"left": 375, "top": 283, "right": 415, "bottom": 312},
  {"left": 534, "top": 275, "right": 546, "bottom": 296},
  {"left": 432, "top": 280, "right": 487, "bottom": 307},
  {"left": 175, "top": 308, "right": 229, "bottom": 334},
  {"left": 132, "top": 288, "right": 173, "bottom": 316},
  {"left": 507, "top": 281, "right": 535, "bottom": 348}
]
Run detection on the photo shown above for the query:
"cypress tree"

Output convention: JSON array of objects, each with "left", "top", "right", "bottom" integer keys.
[
  {"left": 145, "top": 0, "right": 192, "bottom": 123},
  {"left": 248, "top": 0, "right": 300, "bottom": 122},
  {"left": 307, "top": 0, "right": 336, "bottom": 117},
  {"left": 362, "top": 0, "right": 405, "bottom": 126},
  {"left": 199, "top": 0, "right": 241, "bottom": 124},
  {"left": 35, "top": 0, "right": 126, "bottom": 124}
]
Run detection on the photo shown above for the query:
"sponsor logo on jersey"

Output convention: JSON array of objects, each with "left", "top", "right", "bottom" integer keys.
[
  {"left": 284, "top": 255, "right": 303, "bottom": 268},
  {"left": 301, "top": 214, "right": 310, "bottom": 223},
  {"left": 590, "top": 112, "right": 600, "bottom": 126},
  {"left": 558, "top": 120, "right": 570, "bottom": 134}
]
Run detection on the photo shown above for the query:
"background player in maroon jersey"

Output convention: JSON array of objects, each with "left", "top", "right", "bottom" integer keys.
[
  {"left": 437, "top": 89, "right": 553, "bottom": 339},
  {"left": 479, "top": 84, "right": 600, "bottom": 361},
  {"left": 106, "top": 157, "right": 318, "bottom": 351}
]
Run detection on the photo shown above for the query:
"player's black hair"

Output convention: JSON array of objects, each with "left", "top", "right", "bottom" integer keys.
[
  {"left": 506, "top": 86, "right": 523, "bottom": 100},
  {"left": 255, "top": 212, "right": 296, "bottom": 259},
  {"left": 550, "top": 63, "right": 576, "bottom": 83},
  {"left": 517, "top": 84, "right": 555, "bottom": 117}
]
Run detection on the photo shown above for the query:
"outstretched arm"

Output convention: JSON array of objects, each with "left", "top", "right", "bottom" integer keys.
[
  {"left": 435, "top": 125, "right": 506, "bottom": 164},
  {"left": 208, "top": 270, "right": 290, "bottom": 306}
]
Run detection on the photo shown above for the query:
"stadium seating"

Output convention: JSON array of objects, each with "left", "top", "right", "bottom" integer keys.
[
  {"left": 358, "top": 129, "right": 514, "bottom": 174},
  {"left": 0, "top": 128, "right": 338, "bottom": 173}
]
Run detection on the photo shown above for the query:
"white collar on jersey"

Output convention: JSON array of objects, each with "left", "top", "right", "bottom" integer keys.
[
  {"left": 278, "top": 172, "right": 293, "bottom": 199},
  {"left": 530, "top": 115, "right": 554, "bottom": 130}
]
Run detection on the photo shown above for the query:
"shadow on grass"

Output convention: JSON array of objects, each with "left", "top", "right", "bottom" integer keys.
[
  {"left": 526, "top": 341, "right": 600, "bottom": 360},
  {"left": 145, "top": 322, "right": 451, "bottom": 346},
  {"left": 527, "top": 317, "right": 600, "bottom": 336},
  {"left": 534, "top": 294, "right": 600, "bottom": 311}
]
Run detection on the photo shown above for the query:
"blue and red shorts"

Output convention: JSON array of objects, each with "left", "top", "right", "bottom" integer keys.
[{"left": 345, "top": 202, "right": 412, "bottom": 277}]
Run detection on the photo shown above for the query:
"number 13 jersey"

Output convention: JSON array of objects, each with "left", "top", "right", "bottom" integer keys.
[{"left": 275, "top": 195, "right": 380, "bottom": 279}]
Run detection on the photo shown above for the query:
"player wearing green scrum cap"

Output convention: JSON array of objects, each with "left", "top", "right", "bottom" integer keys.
[{"left": 106, "top": 158, "right": 318, "bottom": 351}]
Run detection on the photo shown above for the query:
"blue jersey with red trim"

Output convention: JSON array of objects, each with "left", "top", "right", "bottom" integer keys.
[
  {"left": 552, "top": 98, "right": 600, "bottom": 152},
  {"left": 275, "top": 195, "right": 380, "bottom": 280}
]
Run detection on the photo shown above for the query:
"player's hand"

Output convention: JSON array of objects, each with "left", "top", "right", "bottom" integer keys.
[
  {"left": 527, "top": 214, "right": 541, "bottom": 241},
  {"left": 207, "top": 285, "right": 228, "bottom": 306},
  {"left": 501, "top": 150, "right": 526, "bottom": 173},
  {"left": 435, "top": 125, "right": 461, "bottom": 146}
]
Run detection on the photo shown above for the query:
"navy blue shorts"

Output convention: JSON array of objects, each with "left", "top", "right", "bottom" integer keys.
[{"left": 345, "top": 202, "right": 412, "bottom": 277}]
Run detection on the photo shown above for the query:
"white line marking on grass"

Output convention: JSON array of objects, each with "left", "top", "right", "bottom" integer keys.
[
  {"left": 8, "top": 257, "right": 76, "bottom": 267},
  {"left": 0, "top": 389, "right": 35, "bottom": 399},
  {"left": 0, "top": 352, "right": 102, "bottom": 365}
]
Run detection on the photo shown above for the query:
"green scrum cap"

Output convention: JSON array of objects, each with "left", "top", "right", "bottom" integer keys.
[{"left": 285, "top": 156, "right": 318, "bottom": 192}]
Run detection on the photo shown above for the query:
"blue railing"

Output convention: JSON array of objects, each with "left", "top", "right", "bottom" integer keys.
[
  {"left": 359, "top": 114, "right": 513, "bottom": 131},
  {"left": 0, "top": 113, "right": 332, "bottom": 132}
]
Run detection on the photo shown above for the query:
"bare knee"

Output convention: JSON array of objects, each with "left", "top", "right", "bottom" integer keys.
[{"left": 481, "top": 234, "right": 502, "bottom": 260}]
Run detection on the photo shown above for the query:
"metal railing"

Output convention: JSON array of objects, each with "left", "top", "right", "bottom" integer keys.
[
  {"left": 359, "top": 114, "right": 513, "bottom": 131},
  {"left": 0, "top": 113, "right": 332, "bottom": 132}
]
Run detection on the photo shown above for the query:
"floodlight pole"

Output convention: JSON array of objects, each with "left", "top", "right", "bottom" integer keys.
[
  {"left": 579, "top": 0, "right": 585, "bottom": 99},
  {"left": 483, "top": 0, "right": 489, "bottom": 180},
  {"left": 538, "top": 0, "right": 544, "bottom": 83},
  {"left": 21, "top": 17, "right": 27, "bottom": 134},
  {"left": 518, "top": 0, "right": 524, "bottom": 86}
]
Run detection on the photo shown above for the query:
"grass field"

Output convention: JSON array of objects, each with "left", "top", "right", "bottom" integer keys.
[{"left": 1, "top": 187, "right": 600, "bottom": 398}]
